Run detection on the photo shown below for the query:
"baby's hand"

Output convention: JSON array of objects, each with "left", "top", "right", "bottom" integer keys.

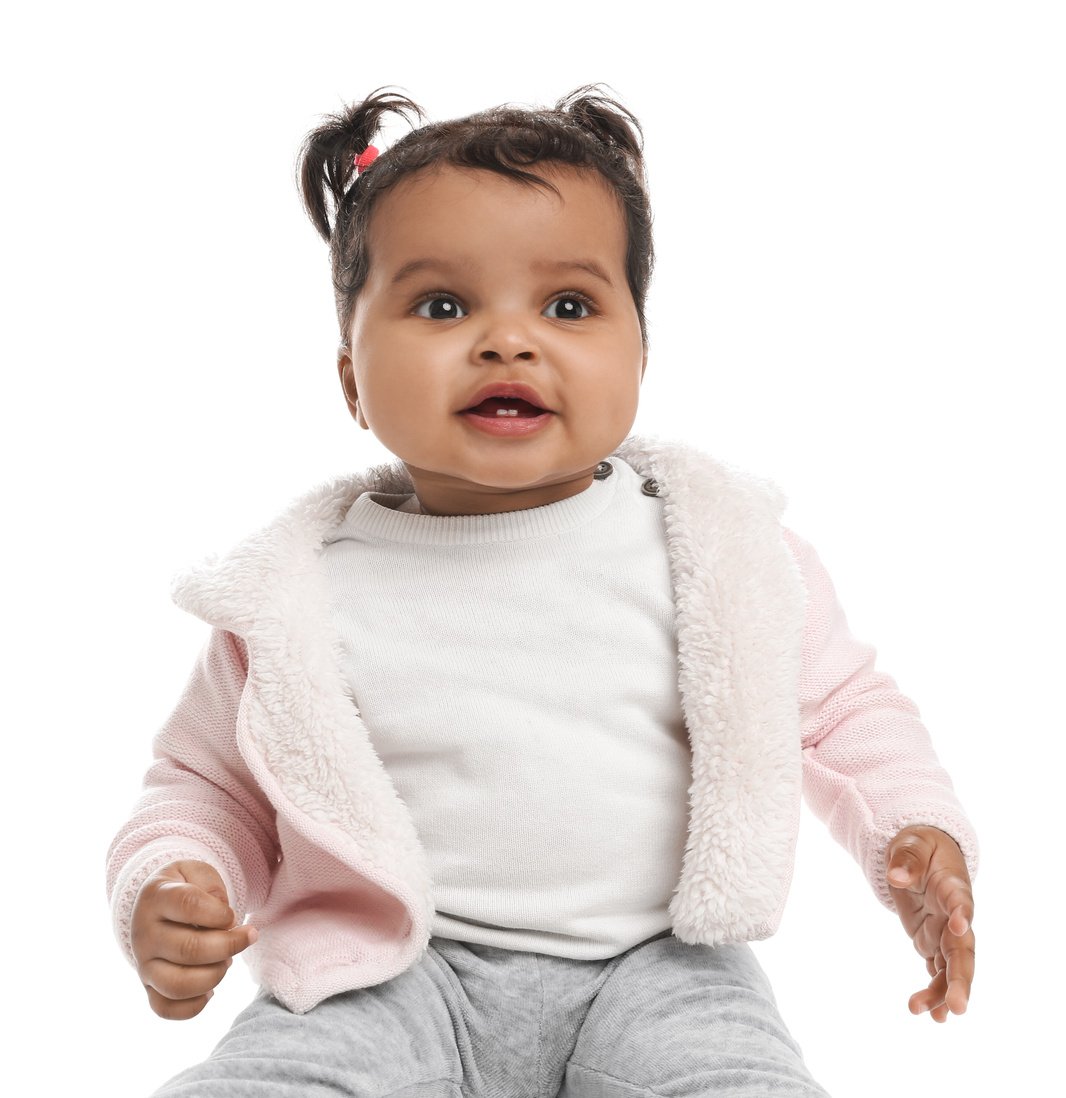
[
  {"left": 130, "top": 860, "right": 258, "bottom": 1020},
  {"left": 885, "top": 826, "right": 975, "bottom": 1022}
]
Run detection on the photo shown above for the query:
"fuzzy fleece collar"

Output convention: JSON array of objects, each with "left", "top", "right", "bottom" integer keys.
[{"left": 172, "top": 434, "right": 807, "bottom": 944}]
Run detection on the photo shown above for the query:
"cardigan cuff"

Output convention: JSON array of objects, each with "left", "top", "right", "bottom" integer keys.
[
  {"left": 109, "top": 838, "right": 238, "bottom": 966},
  {"left": 862, "top": 809, "right": 980, "bottom": 912}
]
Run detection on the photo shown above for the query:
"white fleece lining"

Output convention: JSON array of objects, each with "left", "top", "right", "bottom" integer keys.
[{"left": 616, "top": 436, "right": 806, "bottom": 942}]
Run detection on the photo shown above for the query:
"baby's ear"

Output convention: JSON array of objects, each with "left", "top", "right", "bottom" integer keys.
[
  {"left": 641, "top": 345, "right": 649, "bottom": 382},
  {"left": 336, "top": 347, "right": 366, "bottom": 427}
]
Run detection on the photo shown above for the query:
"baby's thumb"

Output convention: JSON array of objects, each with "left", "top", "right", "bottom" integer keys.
[{"left": 886, "top": 831, "right": 932, "bottom": 889}]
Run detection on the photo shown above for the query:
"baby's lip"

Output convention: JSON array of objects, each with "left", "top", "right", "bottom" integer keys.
[{"left": 461, "top": 382, "right": 554, "bottom": 413}]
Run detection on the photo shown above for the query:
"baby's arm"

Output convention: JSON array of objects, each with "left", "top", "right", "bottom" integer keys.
[
  {"left": 785, "top": 530, "right": 978, "bottom": 1018},
  {"left": 107, "top": 628, "right": 279, "bottom": 1017}
]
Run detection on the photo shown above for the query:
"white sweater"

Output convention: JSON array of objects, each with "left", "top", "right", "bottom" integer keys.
[{"left": 322, "top": 457, "right": 690, "bottom": 956}]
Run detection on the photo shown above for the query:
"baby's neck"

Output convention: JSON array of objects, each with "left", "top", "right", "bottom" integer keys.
[{"left": 402, "top": 466, "right": 600, "bottom": 517}]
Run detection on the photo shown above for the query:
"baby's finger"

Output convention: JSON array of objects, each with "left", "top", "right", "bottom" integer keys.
[
  {"left": 141, "top": 957, "right": 230, "bottom": 1004},
  {"left": 154, "top": 923, "right": 258, "bottom": 967},
  {"left": 927, "top": 869, "right": 974, "bottom": 934},
  {"left": 153, "top": 880, "right": 237, "bottom": 930},
  {"left": 944, "top": 888, "right": 974, "bottom": 936},
  {"left": 144, "top": 983, "right": 214, "bottom": 1021},
  {"left": 909, "top": 967, "right": 947, "bottom": 1016},
  {"left": 942, "top": 930, "right": 975, "bottom": 1015},
  {"left": 947, "top": 907, "right": 970, "bottom": 938}
]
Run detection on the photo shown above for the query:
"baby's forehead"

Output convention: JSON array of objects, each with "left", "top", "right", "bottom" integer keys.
[{"left": 369, "top": 165, "right": 629, "bottom": 277}]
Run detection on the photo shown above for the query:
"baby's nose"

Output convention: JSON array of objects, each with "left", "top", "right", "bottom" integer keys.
[{"left": 472, "top": 315, "right": 540, "bottom": 364}]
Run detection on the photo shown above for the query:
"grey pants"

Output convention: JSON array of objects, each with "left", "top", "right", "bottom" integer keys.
[{"left": 154, "top": 932, "right": 829, "bottom": 1097}]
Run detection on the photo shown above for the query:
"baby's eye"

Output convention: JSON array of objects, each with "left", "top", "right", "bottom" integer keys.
[
  {"left": 543, "top": 296, "right": 592, "bottom": 320},
  {"left": 414, "top": 296, "right": 466, "bottom": 320}
]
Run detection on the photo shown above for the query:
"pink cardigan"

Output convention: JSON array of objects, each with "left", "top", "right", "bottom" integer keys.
[{"left": 107, "top": 436, "right": 978, "bottom": 1014}]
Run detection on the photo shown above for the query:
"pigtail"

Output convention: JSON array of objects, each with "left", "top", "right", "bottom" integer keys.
[
  {"left": 556, "top": 85, "right": 645, "bottom": 171},
  {"left": 298, "top": 88, "right": 424, "bottom": 243}
]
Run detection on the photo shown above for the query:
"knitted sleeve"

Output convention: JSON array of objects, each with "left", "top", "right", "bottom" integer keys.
[
  {"left": 105, "top": 627, "right": 279, "bottom": 965},
  {"left": 785, "top": 529, "right": 979, "bottom": 909}
]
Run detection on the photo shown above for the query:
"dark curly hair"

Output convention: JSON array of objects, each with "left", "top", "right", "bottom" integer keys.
[{"left": 298, "top": 85, "right": 654, "bottom": 344}]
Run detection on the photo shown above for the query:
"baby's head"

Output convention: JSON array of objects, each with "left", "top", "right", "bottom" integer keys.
[{"left": 299, "top": 87, "right": 654, "bottom": 516}]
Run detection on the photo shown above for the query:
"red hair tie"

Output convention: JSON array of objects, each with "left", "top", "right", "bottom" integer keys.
[{"left": 354, "top": 145, "right": 379, "bottom": 174}]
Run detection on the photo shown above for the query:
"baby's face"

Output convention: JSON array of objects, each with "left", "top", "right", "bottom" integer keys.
[{"left": 339, "top": 165, "right": 646, "bottom": 516}]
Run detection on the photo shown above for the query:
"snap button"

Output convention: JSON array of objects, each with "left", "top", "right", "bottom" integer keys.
[
  {"left": 641, "top": 477, "right": 661, "bottom": 497},
  {"left": 593, "top": 461, "right": 614, "bottom": 480}
]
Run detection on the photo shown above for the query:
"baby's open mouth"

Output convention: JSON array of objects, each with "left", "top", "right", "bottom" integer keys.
[{"left": 464, "top": 397, "right": 549, "bottom": 418}]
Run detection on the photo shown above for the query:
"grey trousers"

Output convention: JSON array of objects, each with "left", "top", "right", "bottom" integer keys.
[{"left": 153, "top": 932, "right": 829, "bottom": 1097}]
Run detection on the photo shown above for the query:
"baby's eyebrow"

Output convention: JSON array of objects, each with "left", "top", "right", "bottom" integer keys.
[
  {"left": 387, "top": 257, "right": 615, "bottom": 287},
  {"left": 389, "top": 258, "right": 467, "bottom": 285},
  {"left": 532, "top": 259, "right": 614, "bottom": 286}
]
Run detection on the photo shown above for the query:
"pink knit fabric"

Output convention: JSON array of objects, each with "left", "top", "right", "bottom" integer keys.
[{"left": 786, "top": 530, "right": 977, "bottom": 904}]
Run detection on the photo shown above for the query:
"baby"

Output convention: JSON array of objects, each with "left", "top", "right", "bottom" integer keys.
[{"left": 108, "top": 87, "right": 977, "bottom": 1097}]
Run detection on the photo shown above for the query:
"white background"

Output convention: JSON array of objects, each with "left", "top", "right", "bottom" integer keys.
[{"left": 3, "top": 2, "right": 1062, "bottom": 1094}]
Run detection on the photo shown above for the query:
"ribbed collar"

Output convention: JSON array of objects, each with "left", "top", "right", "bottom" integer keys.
[{"left": 333, "top": 459, "right": 624, "bottom": 546}]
